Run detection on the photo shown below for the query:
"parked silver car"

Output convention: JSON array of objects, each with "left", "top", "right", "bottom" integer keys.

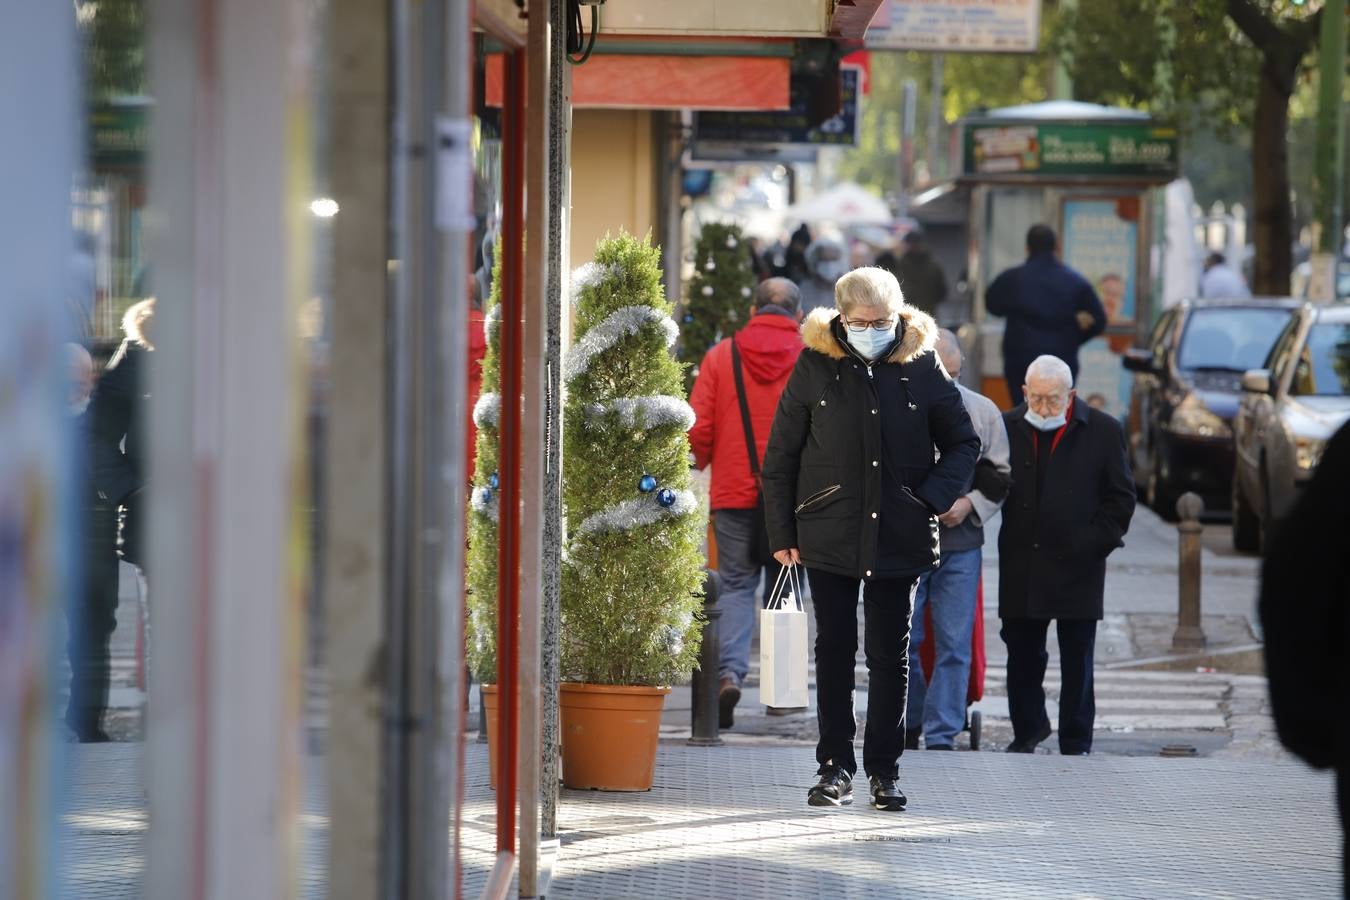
[{"left": 1232, "top": 303, "right": 1350, "bottom": 551}]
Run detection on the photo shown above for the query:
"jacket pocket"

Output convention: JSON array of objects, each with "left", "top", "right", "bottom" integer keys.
[{"left": 796, "top": 484, "right": 842, "bottom": 515}]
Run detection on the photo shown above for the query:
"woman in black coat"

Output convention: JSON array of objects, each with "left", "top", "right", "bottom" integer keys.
[{"left": 761, "top": 266, "right": 979, "bottom": 812}]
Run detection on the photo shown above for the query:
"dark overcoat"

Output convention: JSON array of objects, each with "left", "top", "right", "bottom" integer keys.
[
  {"left": 761, "top": 306, "right": 980, "bottom": 581},
  {"left": 985, "top": 253, "right": 1106, "bottom": 384},
  {"left": 997, "top": 400, "right": 1135, "bottom": 620}
]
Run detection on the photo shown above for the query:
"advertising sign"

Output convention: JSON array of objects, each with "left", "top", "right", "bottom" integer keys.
[
  {"left": 692, "top": 67, "right": 860, "bottom": 150},
  {"left": 963, "top": 122, "right": 1179, "bottom": 180},
  {"left": 1062, "top": 198, "right": 1142, "bottom": 417},
  {"left": 90, "top": 102, "right": 150, "bottom": 169},
  {"left": 865, "top": 0, "right": 1042, "bottom": 53}
]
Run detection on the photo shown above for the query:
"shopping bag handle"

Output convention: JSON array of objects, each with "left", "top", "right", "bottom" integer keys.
[{"left": 767, "top": 563, "right": 803, "bottom": 613}]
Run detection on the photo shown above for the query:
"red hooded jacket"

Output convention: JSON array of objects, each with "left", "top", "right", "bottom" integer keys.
[
  {"left": 689, "top": 310, "right": 803, "bottom": 510},
  {"left": 465, "top": 306, "right": 488, "bottom": 481}
]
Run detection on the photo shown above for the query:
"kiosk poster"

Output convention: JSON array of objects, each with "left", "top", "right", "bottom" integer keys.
[{"left": 1062, "top": 198, "right": 1140, "bottom": 418}]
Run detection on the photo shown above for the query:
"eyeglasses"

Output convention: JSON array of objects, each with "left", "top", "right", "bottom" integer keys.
[
  {"left": 842, "top": 315, "right": 897, "bottom": 333},
  {"left": 1026, "top": 391, "right": 1069, "bottom": 409}
]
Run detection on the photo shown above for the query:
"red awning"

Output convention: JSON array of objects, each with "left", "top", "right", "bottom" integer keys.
[{"left": 485, "top": 52, "right": 790, "bottom": 111}]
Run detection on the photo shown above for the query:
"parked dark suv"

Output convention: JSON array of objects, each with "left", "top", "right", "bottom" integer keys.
[{"left": 1122, "top": 298, "right": 1299, "bottom": 518}]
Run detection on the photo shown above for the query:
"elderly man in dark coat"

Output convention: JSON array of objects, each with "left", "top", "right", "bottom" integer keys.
[{"left": 998, "top": 354, "right": 1135, "bottom": 755}]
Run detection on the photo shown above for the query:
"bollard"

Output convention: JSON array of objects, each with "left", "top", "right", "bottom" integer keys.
[
  {"left": 1172, "top": 492, "right": 1207, "bottom": 652},
  {"left": 689, "top": 569, "right": 723, "bottom": 746}
]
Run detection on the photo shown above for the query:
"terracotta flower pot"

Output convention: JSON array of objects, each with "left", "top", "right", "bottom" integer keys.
[
  {"left": 480, "top": 683, "right": 499, "bottom": 790},
  {"left": 559, "top": 683, "right": 671, "bottom": 791}
]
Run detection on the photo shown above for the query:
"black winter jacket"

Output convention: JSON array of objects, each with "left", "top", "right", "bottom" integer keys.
[
  {"left": 90, "top": 341, "right": 149, "bottom": 566},
  {"left": 762, "top": 307, "right": 980, "bottom": 581},
  {"left": 997, "top": 400, "right": 1136, "bottom": 620},
  {"left": 986, "top": 253, "right": 1106, "bottom": 384}
]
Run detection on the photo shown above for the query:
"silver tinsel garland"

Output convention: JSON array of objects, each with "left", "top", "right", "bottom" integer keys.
[
  {"left": 483, "top": 303, "right": 500, "bottom": 342},
  {"left": 473, "top": 392, "right": 500, "bottom": 429},
  {"left": 572, "top": 489, "right": 698, "bottom": 537},
  {"left": 583, "top": 395, "right": 695, "bottom": 431},
  {"left": 563, "top": 305, "right": 679, "bottom": 384},
  {"left": 568, "top": 261, "right": 618, "bottom": 306}
]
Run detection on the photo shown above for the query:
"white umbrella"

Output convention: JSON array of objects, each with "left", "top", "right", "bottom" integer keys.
[{"left": 783, "top": 182, "right": 893, "bottom": 227}]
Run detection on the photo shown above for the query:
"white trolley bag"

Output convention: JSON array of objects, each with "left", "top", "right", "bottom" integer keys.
[{"left": 759, "top": 564, "right": 809, "bottom": 709}]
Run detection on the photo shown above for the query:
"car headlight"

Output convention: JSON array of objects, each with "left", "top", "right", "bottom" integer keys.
[
  {"left": 1295, "top": 436, "right": 1326, "bottom": 471},
  {"left": 1168, "top": 400, "right": 1231, "bottom": 439}
]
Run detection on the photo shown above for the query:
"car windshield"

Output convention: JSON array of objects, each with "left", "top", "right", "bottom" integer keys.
[
  {"left": 1176, "top": 307, "right": 1293, "bottom": 372},
  {"left": 1289, "top": 322, "right": 1350, "bottom": 397}
]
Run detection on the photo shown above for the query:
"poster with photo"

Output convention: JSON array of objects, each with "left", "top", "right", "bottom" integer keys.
[{"left": 1062, "top": 198, "right": 1139, "bottom": 330}]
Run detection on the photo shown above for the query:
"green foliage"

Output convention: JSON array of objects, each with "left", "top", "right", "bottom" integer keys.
[
  {"left": 679, "top": 222, "right": 756, "bottom": 395},
  {"left": 562, "top": 233, "right": 707, "bottom": 687},
  {"left": 84, "top": 0, "right": 147, "bottom": 100},
  {"left": 466, "top": 254, "right": 503, "bottom": 683}
]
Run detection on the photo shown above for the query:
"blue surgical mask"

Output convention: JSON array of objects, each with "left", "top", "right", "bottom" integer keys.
[
  {"left": 1024, "top": 408, "right": 1067, "bottom": 431},
  {"left": 846, "top": 328, "right": 895, "bottom": 361}
]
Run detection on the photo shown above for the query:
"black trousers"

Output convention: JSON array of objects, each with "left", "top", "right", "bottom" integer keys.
[
  {"left": 808, "top": 569, "right": 918, "bottom": 779},
  {"left": 67, "top": 503, "right": 121, "bottom": 738},
  {"left": 1000, "top": 617, "right": 1097, "bottom": 754}
]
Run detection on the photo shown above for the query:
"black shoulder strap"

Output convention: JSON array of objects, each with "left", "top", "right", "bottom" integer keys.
[{"left": 730, "top": 337, "right": 760, "bottom": 479}]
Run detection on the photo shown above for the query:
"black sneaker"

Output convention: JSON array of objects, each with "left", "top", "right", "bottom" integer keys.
[
  {"left": 807, "top": 765, "right": 853, "bottom": 807},
  {"left": 904, "top": 728, "right": 921, "bottom": 751},
  {"left": 869, "top": 776, "right": 907, "bottom": 811},
  {"left": 1005, "top": 722, "right": 1053, "bottom": 754}
]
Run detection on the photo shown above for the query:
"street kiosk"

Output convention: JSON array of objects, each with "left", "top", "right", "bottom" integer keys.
[{"left": 956, "top": 101, "right": 1180, "bottom": 413}]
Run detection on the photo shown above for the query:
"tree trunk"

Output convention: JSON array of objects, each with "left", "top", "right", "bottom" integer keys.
[{"left": 1250, "top": 54, "right": 1295, "bottom": 296}]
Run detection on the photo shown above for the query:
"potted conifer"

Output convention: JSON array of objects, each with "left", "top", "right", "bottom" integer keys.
[{"left": 560, "top": 232, "right": 706, "bottom": 791}]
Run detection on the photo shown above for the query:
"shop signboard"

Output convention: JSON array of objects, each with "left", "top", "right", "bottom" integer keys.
[
  {"left": 962, "top": 121, "right": 1179, "bottom": 180},
  {"left": 865, "top": 0, "right": 1042, "bottom": 53},
  {"left": 90, "top": 102, "right": 149, "bottom": 169},
  {"left": 692, "top": 67, "right": 860, "bottom": 150}
]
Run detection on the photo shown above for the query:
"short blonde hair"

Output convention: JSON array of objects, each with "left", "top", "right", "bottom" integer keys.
[{"left": 834, "top": 266, "right": 905, "bottom": 316}]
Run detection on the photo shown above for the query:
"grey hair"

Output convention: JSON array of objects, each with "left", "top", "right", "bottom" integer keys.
[
  {"left": 1024, "top": 354, "right": 1073, "bottom": 390},
  {"left": 834, "top": 266, "right": 904, "bottom": 316},
  {"left": 935, "top": 328, "right": 962, "bottom": 376}
]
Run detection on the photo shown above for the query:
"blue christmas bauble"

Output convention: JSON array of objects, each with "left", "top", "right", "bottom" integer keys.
[
  {"left": 683, "top": 314, "right": 695, "bottom": 323},
  {"left": 479, "top": 487, "right": 493, "bottom": 504},
  {"left": 488, "top": 471, "right": 500, "bottom": 489},
  {"left": 657, "top": 488, "right": 677, "bottom": 508},
  {"left": 639, "top": 474, "right": 659, "bottom": 493}
]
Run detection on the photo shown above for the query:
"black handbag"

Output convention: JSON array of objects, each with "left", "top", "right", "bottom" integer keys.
[{"left": 730, "top": 337, "right": 776, "bottom": 566}]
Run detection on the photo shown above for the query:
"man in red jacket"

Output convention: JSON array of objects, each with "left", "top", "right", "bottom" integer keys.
[{"left": 689, "top": 277, "right": 804, "bottom": 727}]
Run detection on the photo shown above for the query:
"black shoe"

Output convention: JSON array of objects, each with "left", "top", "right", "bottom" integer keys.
[
  {"left": 869, "top": 776, "right": 907, "bottom": 811},
  {"left": 926, "top": 743, "right": 954, "bottom": 751},
  {"left": 717, "top": 677, "right": 741, "bottom": 730},
  {"left": 904, "top": 728, "right": 921, "bottom": 751},
  {"left": 807, "top": 765, "right": 853, "bottom": 808},
  {"left": 1005, "top": 722, "right": 1052, "bottom": 754},
  {"left": 75, "top": 729, "right": 113, "bottom": 744},
  {"left": 766, "top": 705, "right": 807, "bottom": 716}
]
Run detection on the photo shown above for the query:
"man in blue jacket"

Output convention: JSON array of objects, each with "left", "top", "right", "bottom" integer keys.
[{"left": 986, "top": 225, "right": 1107, "bottom": 402}]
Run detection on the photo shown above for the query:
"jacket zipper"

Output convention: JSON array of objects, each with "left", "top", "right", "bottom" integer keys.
[{"left": 795, "top": 484, "right": 842, "bottom": 514}]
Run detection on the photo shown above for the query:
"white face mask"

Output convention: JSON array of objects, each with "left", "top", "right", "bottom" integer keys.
[{"left": 1024, "top": 408, "right": 1067, "bottom": 431}]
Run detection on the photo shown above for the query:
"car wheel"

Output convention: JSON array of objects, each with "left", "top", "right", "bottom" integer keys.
[
  {"left": 1231, "top": 476, "right": 1259, "bottom": 553},
  {"left": 1147, "top": 448, "right": 1179, "bottom": 521}
]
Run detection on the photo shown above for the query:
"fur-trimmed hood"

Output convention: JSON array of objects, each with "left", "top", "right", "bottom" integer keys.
[{"left": 800, "top": 305, "right": 938, "bottom": 366}]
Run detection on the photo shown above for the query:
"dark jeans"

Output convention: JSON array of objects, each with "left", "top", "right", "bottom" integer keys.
[
  {"left": 1000, "top": 617, "right": 1097, "bottom": 754},
  {"left": 67, "top": 503, "right": 121, "bottom": 737},
  {"left": 808, "top": 568, "right": 918, "bottom": 779}
]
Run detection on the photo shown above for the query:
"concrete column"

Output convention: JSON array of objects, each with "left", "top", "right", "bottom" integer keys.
[
  {"left": 146, "top": 0, "right": 312, "bottom": 895},
  {"left": 325, "top": 0, "right": 390, "bottom": 896}
]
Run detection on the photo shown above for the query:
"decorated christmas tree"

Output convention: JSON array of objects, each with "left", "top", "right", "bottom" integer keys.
[
  {"left": 466, "top": 254, "right": 503, "bottom": 684},
  {"left": 679, "top": 222, "right": 756, "bottom": 395},
  {"left": 562, "top": 232, "right": 706, "bottom": 686}
]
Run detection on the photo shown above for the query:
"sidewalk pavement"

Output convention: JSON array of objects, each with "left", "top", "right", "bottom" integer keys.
[{"left": 68, "top": 741, "right": 1340, "bottom": 899}]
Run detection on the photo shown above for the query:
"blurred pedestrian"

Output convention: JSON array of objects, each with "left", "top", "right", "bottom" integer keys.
[
  {"left": 66, "top": 343, "right": 120, "bottom": 742},
  {"left": 997, "top": 355, "right": 1135, "bottom": 755},
  {"left": 906, "top": 330, "right": 1010, "bottom": 751},
  {"left": 986, "top": 225, "right": 1107, "bottom": 402},
  {"left": 799, "top": 237, "right": 848, "bottom": 314},
  {"left": 762, "top": 267, "right": 979, "bottom": 811},
  {"left": 1200, "top": 252, "right": 1251, "bottom": 299},
  {"left": 882, "top": 231, "right": 947, "bottom": 318},
  {"left": 772, "top": 224, "right": 813, "bottom": 285},
  {"left": 91, "top": 297, "right": 155, "bottom": 570},
  {"left": 1260, "top": 420, "right": 1350, "bottom": 893},
  {"left": 688, "top": 278, "right": 805, "bottom": 728}
]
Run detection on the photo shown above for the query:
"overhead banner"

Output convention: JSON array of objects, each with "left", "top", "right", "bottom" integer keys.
[
  {"left": 865, "top": 0, "right": 1042, "bottom": 53},
  {"left": 962, "top": 121, "right": 1180, "bottom": 180}
]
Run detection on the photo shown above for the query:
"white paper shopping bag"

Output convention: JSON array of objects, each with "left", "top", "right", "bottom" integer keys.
[{"left": 759, "top": 564, "right": 809, "bottom": 709}]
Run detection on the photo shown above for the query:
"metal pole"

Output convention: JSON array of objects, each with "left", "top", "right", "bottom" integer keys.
[
  {"left": 899, "top": 79, "right": 917, "bottom": 216},
  {"left": 1310, "top": 0, "right": 1346, "bottom": 302},
  {"left": 689, "top": 571, "right": 723, "bottom": 746},
  {"left": 1172, "top": 492, "right": 1207, "bottom": 652},
  {"left": 927, "top": 55, "right": 945, "bottom": 183}
]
